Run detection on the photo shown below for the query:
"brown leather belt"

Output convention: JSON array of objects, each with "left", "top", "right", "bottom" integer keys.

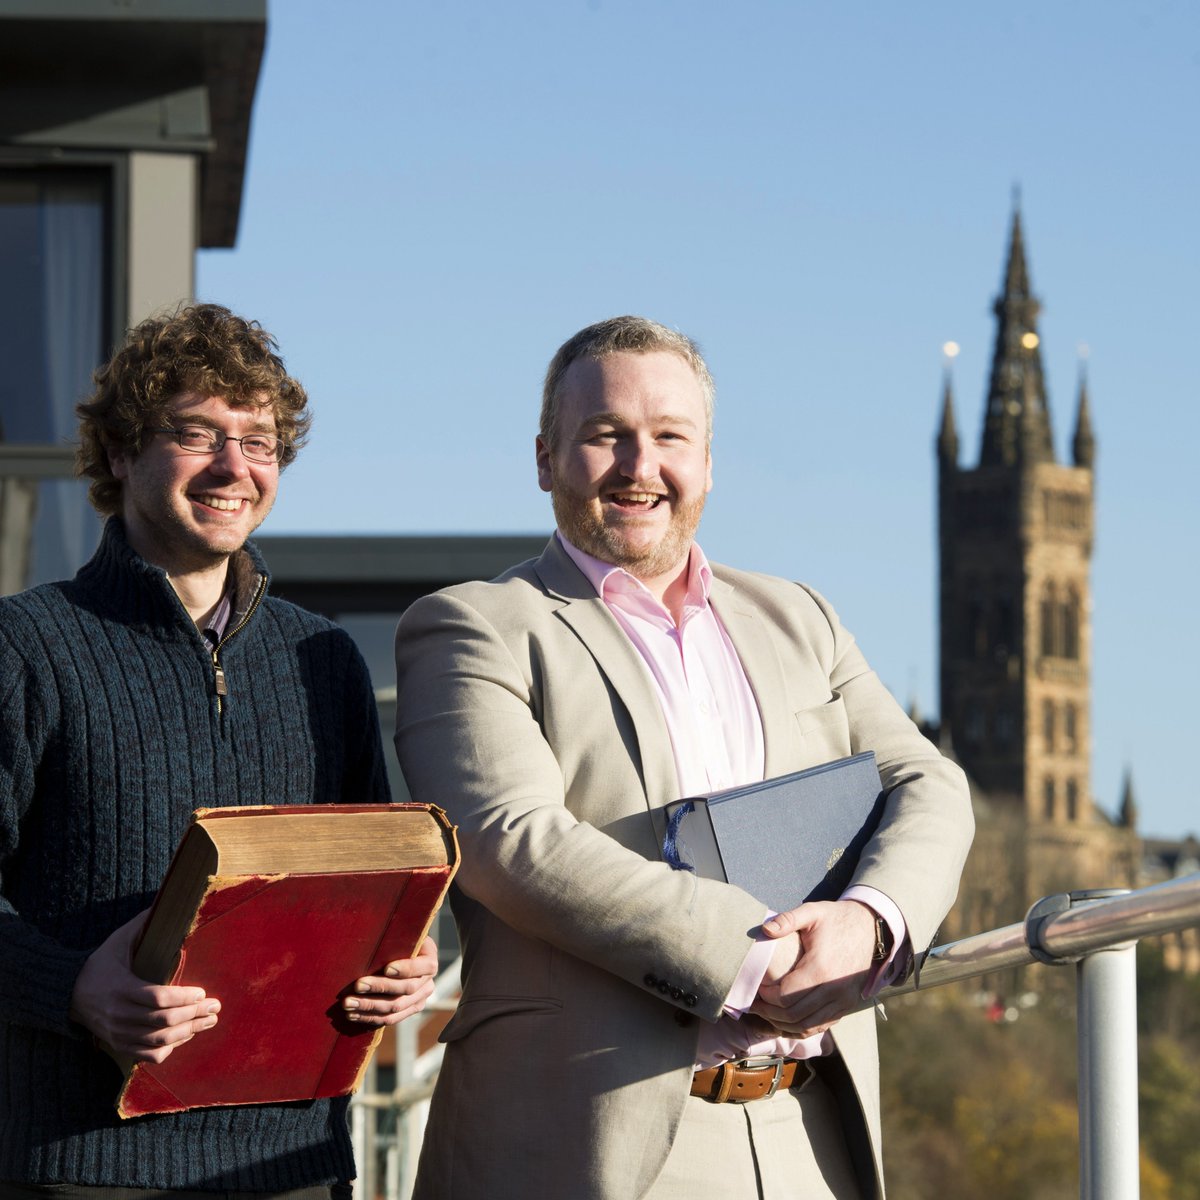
[{"left": 690, "top": 1056, "right": 816, "bottom": 1103}]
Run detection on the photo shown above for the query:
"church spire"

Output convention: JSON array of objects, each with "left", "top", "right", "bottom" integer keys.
[
  {"left": 1119, "top": 767, "right": 1138, "bottom": 830},
  {"left": 978, "top": 199, "right": 1056, "bottom": 468},
  {"left": 1072, "top": 360, "right": 1096, "bottom": 469},
  {"left": 938, "top": 365, "right": 959, "bottom": 466}
]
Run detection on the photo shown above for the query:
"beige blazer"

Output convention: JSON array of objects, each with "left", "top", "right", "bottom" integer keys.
[{"left": 394, "top": 538, "right": 973, "bottom": 1200}]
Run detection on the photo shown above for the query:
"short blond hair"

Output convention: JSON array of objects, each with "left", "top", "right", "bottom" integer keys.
[{"left": 539, "top": 315, "right": 714, "bottom": 449}]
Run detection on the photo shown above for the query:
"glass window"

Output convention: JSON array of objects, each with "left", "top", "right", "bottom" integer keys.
[{"left": 0, "top": 168, "right": 109, "bottom": 586}]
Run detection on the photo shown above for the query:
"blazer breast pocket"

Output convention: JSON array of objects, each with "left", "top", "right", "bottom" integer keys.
[{"left": 793, "top": 693, "right": 852, "bottom": 764}]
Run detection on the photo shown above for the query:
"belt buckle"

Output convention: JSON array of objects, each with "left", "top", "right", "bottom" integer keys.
[{"left": 733, "top": 1054, "right": 786, "bottom": 1100}]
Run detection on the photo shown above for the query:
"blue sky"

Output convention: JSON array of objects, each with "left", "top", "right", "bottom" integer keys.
[{"left": 198, "top": 1, "right": 1198, "bottom": 841}]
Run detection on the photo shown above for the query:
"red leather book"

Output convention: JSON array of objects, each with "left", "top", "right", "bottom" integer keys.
[{"left": 111, "top": 803, "right": 458, "bottom": 1119}]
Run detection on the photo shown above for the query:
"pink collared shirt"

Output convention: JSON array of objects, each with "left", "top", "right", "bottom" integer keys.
[{"left": 559, "top": 533, "right": 906, "bottom": 1067}]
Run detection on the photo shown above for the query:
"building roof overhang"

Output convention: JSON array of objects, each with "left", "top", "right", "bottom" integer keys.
[{"left": 0, "top": 0, "right": 265, "bottom": 247}]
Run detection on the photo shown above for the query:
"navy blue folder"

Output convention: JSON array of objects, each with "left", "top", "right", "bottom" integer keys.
[{"left": 662, "top": 751, "right": 885, "bottom": 912}]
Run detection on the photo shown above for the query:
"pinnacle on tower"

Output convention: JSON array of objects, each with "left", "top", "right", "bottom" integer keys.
[
  {"left": 1072, "top": 362, "right": 1096, "bottom": 469},
  {"left": 937, "top": 367, "right": 959, "bottom": 467},
  {"left": 1119, "top": 768, "right": 1138, "bottom": 830},
  {"left": 978, "top": 201, "right": 1056, "bottom": 468}
]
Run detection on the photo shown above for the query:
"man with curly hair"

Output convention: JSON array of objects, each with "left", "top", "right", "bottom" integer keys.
[{"left": 0, "top": 304, "right": 437, "bottom": 1197}]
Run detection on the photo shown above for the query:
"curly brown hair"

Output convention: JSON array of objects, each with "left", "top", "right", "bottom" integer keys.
[{"left": 76, "top": 303, "right": 312, "bottom": 516}]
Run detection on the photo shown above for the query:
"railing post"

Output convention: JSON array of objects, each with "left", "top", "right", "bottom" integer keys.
[
  {"left": 1027, "top": 888, "right": 1140, "bottom": 1200},
  {"left": 1077, "top": 937, "right": 1140, "bottom": 1200}
]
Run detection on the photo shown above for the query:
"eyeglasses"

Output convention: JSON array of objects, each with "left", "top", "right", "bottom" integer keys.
[{"left": 152, "top": 425, "right": 287, "bottom": 465}]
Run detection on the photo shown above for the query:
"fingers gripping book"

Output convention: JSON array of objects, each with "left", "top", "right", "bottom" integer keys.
[{"left": 110, "top": 803, "right": 458, "bottom": 1119}]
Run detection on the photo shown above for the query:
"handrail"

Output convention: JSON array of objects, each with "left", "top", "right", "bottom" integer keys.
[
  {"left": 878, "top": 870, "right": 1200, "bottom": 1001},
  {"left": 356, "top": 872, "right": 1200, "bottom": 1200},
  {"left": 874, "top": 871, "right": 1200, "bottom": 1200}
]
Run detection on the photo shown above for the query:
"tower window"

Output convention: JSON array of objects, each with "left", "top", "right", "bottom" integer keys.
[
  {"left": 1040, "top": 583, "right": 1057, "bottom": 657},
  {"left": 995, "top": 595, "right": 1014, "bottom": 659},
  {"left": 1066, "top": 779, "right": 1079, "bottom": 822},
  {"left": 965, "top": 702, "right": 984, "bottom": 746},
  {"left": 1043, "top": 777, "right": 1056, "bottom": 821},
  {"left": 1063, "top": 589, "right": 1080, "bottom": 660},
  {"left": 967, "top": 596, "right": 988, "bottom": 659},
  {"left": 1043, "top": 700, "right": 1055, "bottom": 751},
  {"left": 1064, "top": 703, "right": 1078, "bottom": 751},
  {"left": 995, "top": 709, "right": 1015, "bottom": 747},
  {"left": 1039, "top": 581, "right": 1082, "bottom": 660}
]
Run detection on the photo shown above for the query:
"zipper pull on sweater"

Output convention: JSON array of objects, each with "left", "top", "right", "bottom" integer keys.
[{"left": 209, "top": 574, "right": 266, "bottom": 710}]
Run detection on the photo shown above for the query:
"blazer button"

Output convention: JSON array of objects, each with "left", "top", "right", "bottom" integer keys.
[
  {"left": 657, "top": 981, "right": 671, "bottom": 995},
  {"left": 684, "top": 993, "right": 698, "bottom": 1008},
  {"left": 670, "top": 986, "right": 683, "bottom": 1001},
  {"left": 644, "top": 974, "right": 659, "bottom": 989}
]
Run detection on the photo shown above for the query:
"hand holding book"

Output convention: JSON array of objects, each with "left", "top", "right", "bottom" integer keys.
[
  {"left": 660, "top": 752, "right": 898, "bottom": 1039},
  {"left": 92, "top": 803, "right": 458, "bottom": 1118},
  {"left": 751, "top": 898, "right": 883, "bottom": 1038},
  {"left": 72, "top": 914, "right": 440, "bottom": 1066},
  {"left": 70, "top": 910, "right": 221, "bottom": 1065},
  {"left": 344, "top": 933, "right": 439, "bottom": 1026}
]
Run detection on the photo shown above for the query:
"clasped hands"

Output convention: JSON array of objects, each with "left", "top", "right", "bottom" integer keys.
[
  {"left": 748, "top": 898, "right": 879, "bottom": 1040},
  {"left": 69, "top": 909, "right": 439, "bottom": 1064}
]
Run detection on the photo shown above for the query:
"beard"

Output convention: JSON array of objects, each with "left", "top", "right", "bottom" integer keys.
[{"left": 551, "top": 480, "right": 706, "bottom": 583}]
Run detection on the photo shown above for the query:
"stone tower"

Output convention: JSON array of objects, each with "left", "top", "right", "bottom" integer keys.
[{"left": 936, "top": 204, "right": 1129, "bottom": 906}]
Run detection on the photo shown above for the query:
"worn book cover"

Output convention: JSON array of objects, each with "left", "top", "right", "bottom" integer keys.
[
  {"left": 662, "top": 752, "right": 884, "bottom": 912},
  {"left": 112, "top": 803, "right": 458, "bottom": 1119}
]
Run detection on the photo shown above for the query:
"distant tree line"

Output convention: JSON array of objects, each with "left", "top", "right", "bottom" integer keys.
[{"left": 878, "top": 943, "right": 1200, "bottom": 1199}]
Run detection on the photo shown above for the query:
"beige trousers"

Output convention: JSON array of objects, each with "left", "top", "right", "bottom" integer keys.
[{"left": 644, "top": 1072, "right": 864, "bottom": 1200}]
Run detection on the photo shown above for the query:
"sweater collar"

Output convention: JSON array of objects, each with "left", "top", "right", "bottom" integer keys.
[{"left": 74, "top": 518, "right": 269, "bottom": 633}]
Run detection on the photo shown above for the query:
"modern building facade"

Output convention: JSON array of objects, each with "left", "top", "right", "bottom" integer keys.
[
  {"left": 0, "top": 0, "right": 265, "bottom": 590},
  {"left": 252, "top": 532, "right": 551, "bottom": 807}
]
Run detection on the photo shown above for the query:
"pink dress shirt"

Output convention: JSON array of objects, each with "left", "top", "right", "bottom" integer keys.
[{"left": 558, "top": 533, "right": 906, "bottom": 1067}]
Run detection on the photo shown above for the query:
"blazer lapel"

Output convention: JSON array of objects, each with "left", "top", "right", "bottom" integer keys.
[
  {"left": 533, "top": 540, "right": 680, "bottom": 812},
  {"left": 709, "top": 573, "right": 798, "bottom": 778}
]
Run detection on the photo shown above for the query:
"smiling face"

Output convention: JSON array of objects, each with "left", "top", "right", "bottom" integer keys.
[
  {"left": 536, "top": 350, "right": 713, "bottom": 598},
  {"left": 109, "top": 392, "right": 280, "bottom": 576}
]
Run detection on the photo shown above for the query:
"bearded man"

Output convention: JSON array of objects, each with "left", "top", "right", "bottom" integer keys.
[{"left": 394, "top": 315, "right": 972, "bottom": 1199}]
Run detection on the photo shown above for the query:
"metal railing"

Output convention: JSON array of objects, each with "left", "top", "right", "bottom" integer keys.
[
  {"left": 879, "top": 871, "right": 1200, "bottom": 1199},
  {"left": 352, "top": 870, "right": 1200, "bottom": 1200},
  {"left": 351, "top": 957, "right": 462, "bottom": 1200}
]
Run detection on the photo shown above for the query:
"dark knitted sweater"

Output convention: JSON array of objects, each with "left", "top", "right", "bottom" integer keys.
[{"left": 0, "top": 519, "right": 390, "bottom": 1189}]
